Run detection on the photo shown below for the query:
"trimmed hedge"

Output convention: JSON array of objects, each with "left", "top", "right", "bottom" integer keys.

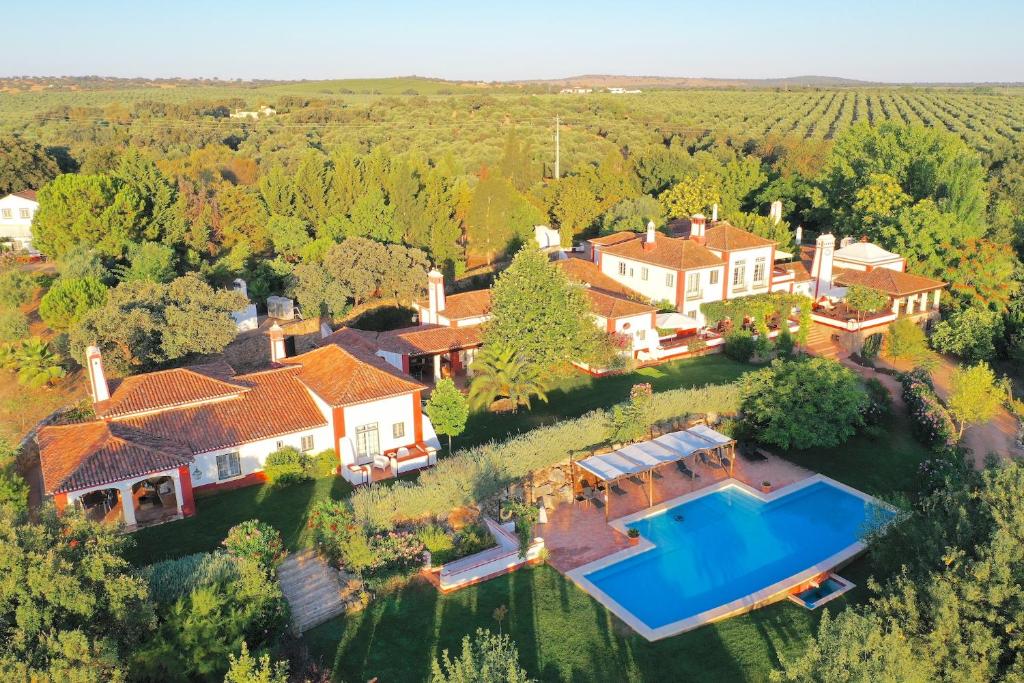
[
  {"left": 142, "top": 551, "right": 239, "bottom": 606},
  {"left": 350, "top": 382, "right": 741, "bottom": 529},
  {"left": 901, "top": 369, "right": 957, "bottom": 450}
]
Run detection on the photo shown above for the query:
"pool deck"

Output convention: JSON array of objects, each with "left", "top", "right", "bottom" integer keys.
[
  {"left": 540, "top": 450, "right": 813, "bottom": 573},
  {"left": 559, "top": 473, "right": 896, "bottom": 641}
]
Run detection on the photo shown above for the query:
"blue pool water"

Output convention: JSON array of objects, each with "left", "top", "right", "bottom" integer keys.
[{"left": 584, "top": 481, "right": 894, "bottom": 630}]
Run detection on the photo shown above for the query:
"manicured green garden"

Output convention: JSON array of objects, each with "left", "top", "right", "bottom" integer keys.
[{"left": 127, "top": 355, "right": 750, "bottom": 566}]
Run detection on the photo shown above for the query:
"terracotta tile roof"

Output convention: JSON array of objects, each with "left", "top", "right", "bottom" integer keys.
[
  {"left": 10, "top": 189, "right": 37, "bottom": 201},
  {"left": 834, "top": 268, "right": 946, "bottom": 297},
  {"left": 97, "top": 361, "right": 245, "bottom": 418},
  {"left": 588, "top": 232, "right": 640, "bottom": 247},
  {"left": 319, "top": 326, "right": 380, "bottom": 354},
  {"left": 601, "top": 233, "right": 724, "bottom": 271},
  {"left": 38, "top": 421, "right": 193, "bottom": 495},
  {"left": 437, "top": 289, "right": 492, "bottom": 321},
  {"left": 585, "top": 290, "right": 655, "bottom": 319},
  {"left": 554, "top": 257, "right": 642, "bottom": 297},
  {"left": 118, "top": 366, "right": 327, "bottom": 454},
  {"left": 703, "top": 222, "right": 776, "bottom": 251},
  {"left": 377, "top": 325, "right": 483, "bottom": 356},
  {"left": 280, "top": 344, "right": 425, "bottom": 406},
  {"left": 780, "top": 261, "right": 812, "bottom": 283}
]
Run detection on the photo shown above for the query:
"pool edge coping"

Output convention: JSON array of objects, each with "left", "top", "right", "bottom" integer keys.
[{"left": 565, "top": 474, "right": 896, "bottom": 641}]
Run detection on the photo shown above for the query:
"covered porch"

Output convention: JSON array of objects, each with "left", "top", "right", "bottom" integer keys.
[{"left": 66, "top": 467, "right": 194, "bottom": 532}]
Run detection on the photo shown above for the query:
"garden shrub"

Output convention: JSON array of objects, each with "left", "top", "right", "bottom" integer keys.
[
  {"left": 861, "top": 333, "right": 884, "bottom": 361},
  {"left": 723, "top": 329, "right": 756, "bottom": 362},
  {"left": 262, "top": 446, "right": 311, "bottom": 485},
  {"left": 0, "top": 269, "right": 36, "bottom": 308},
  {"left": 774, "top": 328, "right": 795, "bottom": 358},
  {"left": 223, "top": 520, "right": 284, "bottom": 570},
  {"left": 143, "top": 551, "right": 239, "bottom": 606},
  {"left": 900, "top": 369, "right": 957, "bottom": 449},
  {"left": 0, "top": 307, "right": 28, "bottom": 342},
  {"left": 417, "top": 524, "right": 455, "bottom": 561},
  {"left": 312, "top": 448, "right": 338, "bottom": 477},
  {"left": 432, "top": 628, "right": 532, "bottom": 683},
  {"left": 606, "top": 383, "right": 653, "bottom": 444},
  {"left": 0, "top": 439, "right": 28, "bottom": 518},
  {"left": 862, "top": 377, "right": 893, "bottom": 426},
  {"left": 349, "top": 382, "right": 741, "bottom": 529}
]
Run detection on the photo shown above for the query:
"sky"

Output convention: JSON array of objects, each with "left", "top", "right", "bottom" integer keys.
[{"left": 4, "top": 0, "right": 1023, "bottom": 83}]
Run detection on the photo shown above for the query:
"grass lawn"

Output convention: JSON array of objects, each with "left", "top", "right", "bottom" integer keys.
[
  {"left": 304, "top": 403, "right": 934, "bottom": 682},
  {"left": 126, "top": 355, "right": 749, "bottom": 566}
]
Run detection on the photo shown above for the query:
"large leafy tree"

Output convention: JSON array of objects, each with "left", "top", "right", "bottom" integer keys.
[
  {"left": 0, "top": 507, "right": 154, "bottom": 681},
  {"left": 426, "top": 378, "right": 469, "bottom": 450},
  {"left": 659, "top": 173, "right": 720, "bottom": 219},
  {"left": 0, "top": 135, "right": 60, "bottom": 195},
  {"left": 930, "top": 307, "right": 1003, "bottom": 362},
  {"left": 38, "top": 276, "right": 109, "bottom": 331},
  {"left": 483, "top": 246, "right": 609, "bottom": 374},
  {"left": 946, "top": 362, "right": 1003, "bottom": 439},
  {"left": 466, "top": 176, "right": 542, "bottom": 264},
  {"left": 738, "top": 358, "right": 868, "bottom": 449},
  {"left": 468, "top": 343, "right": 550, "bottom": 412},
  {"left": 552, "top": 176, "right": 601, "bottom": 244},
  {"left": 70, "top": 274, "right": 246, "bottom": 374},
  {"left": 32, "top": 173, "right": 147, "bottom": 259}
]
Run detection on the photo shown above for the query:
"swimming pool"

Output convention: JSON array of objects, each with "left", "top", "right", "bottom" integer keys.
[{"left": 567, "top": 476, "right": 895, "bottom": 640}]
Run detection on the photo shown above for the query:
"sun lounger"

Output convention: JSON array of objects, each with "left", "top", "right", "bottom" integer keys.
[
  {"left": 675, "top": 461, "right": 699, "bottom": 479},
  {"left": 738, "top": 443, "right": 767, "bottom": 463},
  {"left": 628, "top": 475, "right": 644, "bottom": 487},
  {"left": 610, "top": 483, "right": 627, "bottom": 496}
]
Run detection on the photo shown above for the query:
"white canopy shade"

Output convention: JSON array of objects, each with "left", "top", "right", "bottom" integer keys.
[
  {"left": 655, "top": 313, "right": 691, "bottom": 330},
  {"left": 774, "top": 249, "right": 793, "bottom": 260},
  {"left": 653, "top": 430, "right": 714, "bottom": 456},
  {"left": 577, "top": 428, "right": 734, "bottom": 483}
]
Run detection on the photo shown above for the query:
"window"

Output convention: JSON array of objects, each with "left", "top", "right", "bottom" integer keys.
[
  {"left": 732, "top": 261, "right": 746, "bottom": 290},
  {"left": 300, "top": 434, "right": 314, "bottom": 452},
  {"left": 275, "top": 440, "right": 284, "bottom": 450},
  {"left": 0, "top": 209, "right": 10, "bottom": 219},
  {"left": 666, "top": 273, "right": 675, "bottom": 288},
  {"left": 709, "top": 270, "right": 720, "bottom": 285},
  {"left": 637, "top": 329, "right": 646, "bottom": 341},
  {"left": 392, "top": 422, "right": 406, "bottom": 439},
  {"left": 216, "top": 452, "right": 241, "bottom": 480},
  {"left": 618, "top": 262, "right": 626, "bottom": 276},
  {"left": 640, "top": 267, "right": 649, "bottom": 282},
  {"left": 753, "top": 258, "right": 767, "bottom": 285},
  {"left": 628, "top": 268, "right": 634, "bottom": 278},
  {"left": 687, "top": 310, "right": 698, "bottom": 320},
  {"left": 355, "top": 424, "right": 380, "bottom": 463},
  {"left": 18, "top": 208, "right": 30, "bottom": 219},
  {"left": 685, "top": 272, "right": 701, "bottom": 299}
]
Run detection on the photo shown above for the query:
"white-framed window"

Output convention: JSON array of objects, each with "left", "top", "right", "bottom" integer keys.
[
  {"left": 300, "top": 434, "right": 314, "bottom": 452},
  {"left": 666, "top": 273, "right": 675, "bottom": 288},
  {"left": 640, "top": 267, "right": 649, "bottom": 282},
  {"left": 628, "top": 268, "right": 634, "bottom": 278},
  {"left": 686, "top": 272, "right": 701, "bottom": 299},
  {"left": 732, "top": 261, "right": 746, "bottom": 289},
  {"left": 753, "top": 258, "right": 767, "bottom": 285},
  {"left": 0, "top": 209, "right": 10, "bottom": 219},
  {"left": 687, "top": 310, "right": 698, "bottom": 319},
  {"left": 618, "top": 262, "right": 626, "bottom": 276},
  {"left": 18, "top": 208, "right": 30, "bottom": 219},
  {"left": 392, "top": 422, "right": 405, "bottom": 439},
  {"left": 275, "top": 440, "right": 285, "bottom": 450},
  {"left": 709, "top": 270, "right": 720, "bottom": 285},
  {"left": 637, "top": 329, "right": 646, "bottom": 340},
  {"left": 217, "top": 451, "right": 241, "bottom": 480}
]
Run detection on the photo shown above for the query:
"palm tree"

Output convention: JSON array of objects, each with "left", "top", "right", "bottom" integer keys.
[
  {"left": 15, "top": 338, "right": 66, "bottom": 388},
  {"left": 468, "top": 343, "right": 550, "bottom": 412}
]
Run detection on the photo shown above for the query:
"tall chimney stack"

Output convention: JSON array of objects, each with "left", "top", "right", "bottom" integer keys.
[
  {"left": 770, "top": 200, "right": 783, "bottom": 225},
  {"left": 427, "top": 269, "right": 446, "bottom": 325},
  {"left": 268, "top": 323, "right": 287, "bottom": 363},
  {"left": 811, "top": 233, "right": 836, "bottom": 299},
  {"left": 795, "top": 225, "right": 803, "bottom": 246},
  {"left": 690, "top": 214, "right": 707, "bottom": 243},
  {"left": 85, "top": 345, "right": 110, "bottom": 403},
  {"left": 712, "top": 204, "right": 718, "bottom": 222},
  {"left": 643, "top": 220, "right": 656, "bottom": 250}
]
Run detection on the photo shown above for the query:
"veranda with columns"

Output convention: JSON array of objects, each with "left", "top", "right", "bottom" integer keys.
[{"left": 59, "top": 465, "right": 195, "bottom": 530}]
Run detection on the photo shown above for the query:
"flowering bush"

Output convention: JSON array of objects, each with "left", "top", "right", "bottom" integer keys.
[
  {"left": 223, "top": 520, "right": 284, "bottom": 570},
  {"left": 917, "top": 450, "right": 971, "bottom": 495},
  {"left": 308, "top": 499, "right": 357, "bottom": 566},
  {"left": 901, "top": 369, "right": 957, "bottom": 449},
  {"left": 263, "top": 446, "right": 311, "bottom": 486}
]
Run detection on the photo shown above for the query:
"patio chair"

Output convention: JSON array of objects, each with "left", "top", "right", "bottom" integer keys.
[
  {"left": 610, "top": 483, "right": 628, "bottom": 496},
  {"left": 652, "top": 469, "right": 664, "bottom": 480},
  {"left": 396, "top": 446, "right": 410, "bottom": 458},
  {"left": 675, "top": 460, "right": 699, "bottom": 479},
  {"left": 372, "top": 453, "right": 390, "bottom": 470}
]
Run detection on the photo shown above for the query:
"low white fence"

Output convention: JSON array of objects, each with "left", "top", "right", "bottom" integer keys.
[{"left": 438, "top": 517, "right": 544, "bottom": 592}]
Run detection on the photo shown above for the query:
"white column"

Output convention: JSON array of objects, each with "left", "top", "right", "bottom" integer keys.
[
  {"left": 170, "top": 470, "right": 185, "bottom": 515},
  {"left": 933, "top": 289, "right": 941, "bottom": 309},
  {"left": 119, "top": 483, "right": 137, "bottom": 527},
  {"left": 906, "top": 295, "right": 916, "bottom": 315},
  {"left": 433, "top": 354, "right": 442, "bottom": 381},
  {"left": 891, "top": 297, "right": 901, "bottom": 314}
]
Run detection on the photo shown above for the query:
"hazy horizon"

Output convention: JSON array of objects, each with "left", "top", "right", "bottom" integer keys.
[{"left": 4, "top": 0, "right": 1024, "bottom": 83}]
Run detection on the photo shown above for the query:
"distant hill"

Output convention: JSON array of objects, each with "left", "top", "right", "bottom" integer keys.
[{"left": 519, "top": 74, "right": 880, "bottom": 89}]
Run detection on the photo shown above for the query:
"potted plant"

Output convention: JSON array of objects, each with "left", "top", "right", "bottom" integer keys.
[
  {"left": 627, "top": 528, "right": 640, "bottom": 546},
  {"left": 761, "top": 480, "right": 772, "bottom": 493}
]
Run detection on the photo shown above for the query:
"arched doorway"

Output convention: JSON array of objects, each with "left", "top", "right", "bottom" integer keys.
[
  {"left": 131, "top": 476, "right": 179, "bottom": 525},
  {"left": 76, "top": 488, "right": 121, "bottom": 523}
]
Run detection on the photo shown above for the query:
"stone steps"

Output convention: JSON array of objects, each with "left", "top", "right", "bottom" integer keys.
[
  {"left": 277, "top": 549, "right": 363, "bottom": 634},
  {"left": 804, "top": 324, "right": 840, "bottom": 359}
]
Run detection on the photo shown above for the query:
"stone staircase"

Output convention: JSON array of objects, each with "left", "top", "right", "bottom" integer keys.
[
  {"left": 804, "top": 323, "right": 841, "bottom": 360},
  {"left": 277, "top": 549, "right": 363, "bottom": 634}
]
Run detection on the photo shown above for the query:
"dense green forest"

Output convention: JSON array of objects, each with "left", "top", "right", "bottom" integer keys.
[{"left": 1, "top": 82, "right": 1022, "bottom": 378}]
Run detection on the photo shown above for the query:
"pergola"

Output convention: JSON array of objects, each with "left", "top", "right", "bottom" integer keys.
[{"left": 572, "top": 427, "right": 736, "bottom": 520}]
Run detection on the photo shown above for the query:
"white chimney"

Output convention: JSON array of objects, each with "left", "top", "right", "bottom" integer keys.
[
  {"left": 811, "top": 233, "right": 836, "bottom": 298},
  {"left": 233, "top": 278, "right": 248, "bottom": 298},
  {"left": 85, "top": 345, "right": 110, "bottom": 403},
  {"left": 770, "top": 200, "right": 783, "bottom": 225},
  {"left": 427, "top": 269, "right": 445, "bottom": 325},
  {"left": 268, "top": 323, "right": 287, "bottom": 363},
  {"left": 320, "top": 320, "right": 333, "bottom": 339},
  {"left": 643, "top": 220, "right": 656, "bottom": 250},
  {"left": 839, "top": 236, "right": 854, "bottom": 249},
  {"left": 712, "top": 204, "right": 718, "bottom": 221},
  {"left": 690, "top": 213, "right": 707, "bottom": 243},
  {"left": 795, "top": 225, "right": 803, "bottom": 245}
]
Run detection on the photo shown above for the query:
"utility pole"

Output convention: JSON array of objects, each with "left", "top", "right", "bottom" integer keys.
[{"left": 554, "top": 115, "right": 560, "bottom": 180}]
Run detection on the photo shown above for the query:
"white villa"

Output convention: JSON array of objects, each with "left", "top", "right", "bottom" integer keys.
[
  {"left": 0, "top": 190, "right": 39, "bottom": 251},
  {"left": 38, "top": 333, "right": 442, "bottom": 529}
]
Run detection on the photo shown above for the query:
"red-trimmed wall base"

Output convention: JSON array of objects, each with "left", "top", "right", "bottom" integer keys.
[{"left": 193, "top": 471, "right": 268, "bottom": 498}]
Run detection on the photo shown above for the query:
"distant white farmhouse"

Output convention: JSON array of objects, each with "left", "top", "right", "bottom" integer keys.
[
  {"left": 0, "top": 190, "right": 39, "bottom": 251},
  {"left": 607, "top": 87, "right": 642, "bottom": 94},
  {"left": 229, "top": 105, "right": 276, "bottom": 120}
]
